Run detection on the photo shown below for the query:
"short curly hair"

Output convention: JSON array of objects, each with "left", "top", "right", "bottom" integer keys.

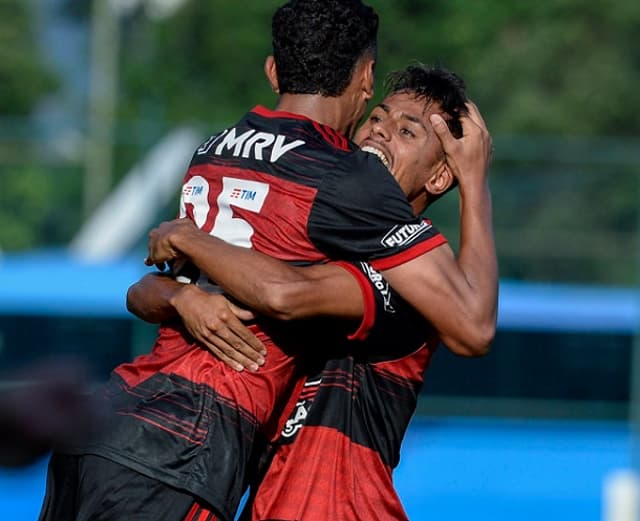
[
  {"left": 384, "top": 64, "right": 469, "bottom": 138},
  {"left": 272, "top": 0, "right": 379, "bottom": 97}
]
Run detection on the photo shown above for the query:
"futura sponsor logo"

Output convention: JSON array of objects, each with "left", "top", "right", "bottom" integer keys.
[{"left": 381, "top": 221, "right": 431, "bottom": 248}]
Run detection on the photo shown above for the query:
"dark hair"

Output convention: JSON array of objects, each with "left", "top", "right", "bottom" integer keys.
[
  {"left": 272, "top": 0, "right": 379, "bottom": 97},
  {"left": 384, "top": 64, "right": 468, "bottom": 138}
]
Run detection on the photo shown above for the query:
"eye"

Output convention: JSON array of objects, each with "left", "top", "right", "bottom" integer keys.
[
  {"left": 370, "top": 114, "right": 382, "bottom": 123},
  {"left": 400, "top": 128, "right": 416, "bottom": 138}
]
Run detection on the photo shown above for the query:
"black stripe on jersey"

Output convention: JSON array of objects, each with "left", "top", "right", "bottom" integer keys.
[
  {"left": 278, "top": 357, "right": 424, "bottom": 468},
  {"left": 77, "top": 372, "right": 262, "bottom": 521}
]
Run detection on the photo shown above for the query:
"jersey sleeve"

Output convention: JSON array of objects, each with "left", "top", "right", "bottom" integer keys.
[
  {"left": 307, "top": 151, "right": 447, "bottom": 270},
  {"left": 332, "top": 261, "right": 435, "bottom": 362}
]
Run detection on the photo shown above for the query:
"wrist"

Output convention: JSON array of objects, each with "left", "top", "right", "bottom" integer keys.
[
  {"left": 458, "top": 177, "right": 490, "bottom": 197},
  {"left": 169, "top": 283, "right": 197, "bottom": 314},
  {"left": 169, "top": 225, "right": 198, "bottom": 257}
]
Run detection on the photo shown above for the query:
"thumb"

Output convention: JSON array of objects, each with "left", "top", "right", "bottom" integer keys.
[
  {"left": 229, "top": 302, "right": 257, "bottom": 321},
  {"left": 430, "top": 114, "right": 455, "bottom": 149}
]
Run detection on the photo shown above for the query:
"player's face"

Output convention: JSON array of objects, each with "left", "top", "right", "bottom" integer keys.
[{"left": 355, "top": 92, "right": 446, "bottom": 202}]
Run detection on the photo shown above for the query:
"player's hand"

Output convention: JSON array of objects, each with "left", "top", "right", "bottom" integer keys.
[
  {"left": 172, "top": 285, "right": 266, "bottom": 372},
  {"left": 145, "top": 218, "right": 198, "bottom": 270},
  {"left": 430, "top": 100, "right": 493, "bottom": 189}
]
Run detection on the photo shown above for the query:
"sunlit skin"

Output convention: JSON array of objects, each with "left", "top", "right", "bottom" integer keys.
[{"left": 355, "top": 91, "right": 452, "bottom": 214}]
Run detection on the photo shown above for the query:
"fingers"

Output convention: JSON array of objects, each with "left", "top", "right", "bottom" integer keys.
[
  {"left": 205, "top": 344, "right": 251, "bottom": 372},
  {"left": 228, "top": 302, "right": 257, "bottom": 321},
  {"left": 429, "top": 113, "right": 456, "bottom": 149},
  {"left": 463, "top": 101, "right": 489, "bottom": 133},
  {"left": 144, "top": 257, "right": 167, "bottom": 271},
  {"left": 204, "top": 327, "right": 265, "bottom": 371},
  {"left": 187, "top": 315, "right": 266, "bottom": 372}
]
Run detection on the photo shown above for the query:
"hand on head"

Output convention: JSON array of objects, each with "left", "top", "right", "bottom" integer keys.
[{"left": 430, "top": 101, "right": 493, "bottom": 189}]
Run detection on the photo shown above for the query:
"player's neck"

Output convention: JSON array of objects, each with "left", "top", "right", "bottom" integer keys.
[{"left": 274, "top": 94, "right": 355, "bottom": 138}]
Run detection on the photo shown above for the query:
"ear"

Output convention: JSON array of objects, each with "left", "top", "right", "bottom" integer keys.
[
  {"left": 425, "top": 164, "right": 454, "bottom": 196},
  {"left": 264, "top": 55, "right": 280, "bottom": 94},
  {"left": 361, "top": 58, "right": 375, "bottom": 102}
]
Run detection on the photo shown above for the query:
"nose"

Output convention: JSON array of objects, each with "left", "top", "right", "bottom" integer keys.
[{"left": 371, "top": 119, "right": 391, "bottom": 141}]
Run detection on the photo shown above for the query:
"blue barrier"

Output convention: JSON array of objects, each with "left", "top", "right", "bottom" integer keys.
[
  {"left": 1, "top": 251, "right": 638, "bottom": 332},
  {"left": 0, "top": 417, "right": 630, "bottom": 520}
]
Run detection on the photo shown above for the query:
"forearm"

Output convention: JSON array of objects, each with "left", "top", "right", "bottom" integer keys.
[
  {"left": 381, "top": 184, "right": 497, "bottom": 357},
  {"left": 172, "top": 231, "right": 363, "bottom": 320},
  {"left": 268, "top": 264, "right": 364, "bottom": 320},
  {"left": 126, "top": 273, "right": 188, "bottom": 323},
  {"left": 456, "top": 181, "right": 499, "bottom": 333}
]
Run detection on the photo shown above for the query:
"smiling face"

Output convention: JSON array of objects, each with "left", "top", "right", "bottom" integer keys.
[{"left": 355, "top": 91, "right": 452, "bottom": 213}]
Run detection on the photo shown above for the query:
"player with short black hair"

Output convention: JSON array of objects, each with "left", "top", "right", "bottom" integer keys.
[{"left": 272, "top": 0, "right": 379, "bottom": 97}]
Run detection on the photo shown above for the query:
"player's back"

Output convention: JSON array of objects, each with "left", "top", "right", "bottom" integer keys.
[
  {"left": 180, "top": 105, "right": 356, "bottom": 263},
  {"left": 134, "top": 105, "right": 366, "bottom": 428},
  {"left": 93, "top": 107, "right": 370, "bottom": 519}
]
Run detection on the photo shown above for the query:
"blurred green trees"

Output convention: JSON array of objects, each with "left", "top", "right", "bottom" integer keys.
[
  {"left": 0, "top": 0, "right": 58, "bottom": 115},
  {"left": 116, "top": 0, "right": 640, "bottom": 138},
  {"left": 2, "top": 0, "right": 640, "bottom": 284}
]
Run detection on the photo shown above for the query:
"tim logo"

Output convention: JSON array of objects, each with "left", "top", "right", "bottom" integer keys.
[
  {"left": 229, "top": 188, "right": 256, "bottom": 201},
  {"left": 183, "top": 185, "right": 204, "bottom": 197},
  {"left": 381, "top": 221, "right": 431, "bottom": 248}
]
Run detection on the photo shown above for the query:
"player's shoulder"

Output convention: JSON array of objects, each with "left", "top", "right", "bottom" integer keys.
[
  {"left": 323, "top": 148, "right": 406, "bottom": 205},
  {"left": 246, "top": 106, "right": 359, "bottom": 157}
]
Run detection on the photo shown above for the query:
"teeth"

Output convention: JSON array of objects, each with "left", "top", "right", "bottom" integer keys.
[{"left": 361, "top": 145, "right": 390, "bottom": 169}]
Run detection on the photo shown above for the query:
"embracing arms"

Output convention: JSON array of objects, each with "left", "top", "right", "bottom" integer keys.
[
  {"left": 135, "top": 101, "right": 497, "bottom": 362},
  {"left": 381, "top": 102, "right": 498, "bottom": 357},
  {"left": 127, "top": 249, "right": 364, "bottom": 370}
]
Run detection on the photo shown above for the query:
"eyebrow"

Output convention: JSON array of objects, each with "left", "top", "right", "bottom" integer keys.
[{"left": 378, "top": 103, "right": 428, "bottom": 133}]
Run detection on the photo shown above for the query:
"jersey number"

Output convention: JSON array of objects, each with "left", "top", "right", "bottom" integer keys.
[{"left": 180, "top": 175, "right": 270, "bottom": 248}]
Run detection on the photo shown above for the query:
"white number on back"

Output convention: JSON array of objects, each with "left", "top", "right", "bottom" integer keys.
[{"left": 180, "top": 175, "right": 269, "bottom": 248}]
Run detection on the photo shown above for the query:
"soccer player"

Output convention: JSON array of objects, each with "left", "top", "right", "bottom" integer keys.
[
  {"left": 144, "top": 65, "right": 485, "bottom": 521},
  {"left": 39, "top": 2, "right": 495, "bottom": 521},
  {"left": 245, "top": 71, "right": 469, "bottom": 521}
]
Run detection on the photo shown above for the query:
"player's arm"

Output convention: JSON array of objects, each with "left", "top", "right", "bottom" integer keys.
[
  {"left": 145, "top": 221, "right": 364, "bottom": 321},
  {"left": 380, "top": 102, "right": 498, "bottom": 358},
  {"left": 127, "top": 272, "right": 270, "bottom": 371},
  {"left": 131, "top": 245, "right": 366, "bottom": 369}
]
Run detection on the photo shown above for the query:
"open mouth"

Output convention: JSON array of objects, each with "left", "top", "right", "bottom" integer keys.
[{"left": 361, "top": 145, "right": 390, "bottom": 170}]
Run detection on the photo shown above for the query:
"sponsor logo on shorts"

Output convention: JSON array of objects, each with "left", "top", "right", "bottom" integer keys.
[{"left": 381, "top": 221, "right": 431, "bottom": 248}]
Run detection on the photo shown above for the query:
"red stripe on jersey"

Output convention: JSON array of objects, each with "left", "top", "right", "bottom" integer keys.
[
  {"left": 251, "top": 105, "right": 314, "bottom": 122},
  {"left": 372, "top": 338, "right": 438, "bottom": 383},
  {"left": 183, "top": 502, "right": 220, "bottom": 521},
  {"left": 331, "top": 261, "right": 376, "bottom": 341},
  {"left": 114, "top": 323, "right": 299, "bottom": 432},
  {"left": 249, "top": 426, "right": 408, "bottom": 521},
  {"left": 184, "top": 503, "right": 200, "bottom": 521},
  {"left": 252, "top": 106, "right": 350, "bottom": 151},
  {"left": 369, "top": 233, "right": 448, "bottom": 271},
  {"left": 311, "top": 120, "right": 350, "bottom": 152}
]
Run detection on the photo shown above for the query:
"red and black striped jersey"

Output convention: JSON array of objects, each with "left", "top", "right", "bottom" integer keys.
[
  {"left": 72, "top": 107, "right": 446, "bottom": 521},
  {"left": 241, "top": 263, "right": 439, "bottom": 521},
  {"left": 180, "top": 106, "right": 446, "bottom": 267}
]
